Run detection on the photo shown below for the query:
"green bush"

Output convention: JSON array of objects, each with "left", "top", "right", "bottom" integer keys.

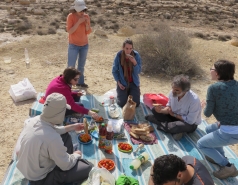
[{"left": 135, "top": 24, "right": 197, "bottom": 76}]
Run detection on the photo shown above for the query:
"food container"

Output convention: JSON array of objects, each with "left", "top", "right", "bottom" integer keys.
[{"left": 98, "top": 159, "right": 115, "bottom": 171}]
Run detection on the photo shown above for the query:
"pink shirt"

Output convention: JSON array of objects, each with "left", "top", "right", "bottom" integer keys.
[{"left": 44, "top": 76, "right": 89, "bottom": 115}]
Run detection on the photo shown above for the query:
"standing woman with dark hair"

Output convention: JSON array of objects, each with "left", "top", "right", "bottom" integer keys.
[
  {"left": 67, "top": 0, "right": 91, "bottom": 88},
  {"left": 197, "top": 60, "right": 238, "bottom": 179},
  {"left": 112, "top": 38, "right": 142, "bottom": 108},
  {"left": 44, "top": 67, "right": 99, "bottom": 119}
]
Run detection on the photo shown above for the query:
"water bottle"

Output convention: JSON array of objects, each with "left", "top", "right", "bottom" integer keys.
[
  {"left": 129, "top": 152, "right": 149, "bottom": 170},
  {"left": 104, "top": 122, "right": 114, "bottom": 154},
  {"left": 25, "top": 48, "right": 30, "bottom": 68}
]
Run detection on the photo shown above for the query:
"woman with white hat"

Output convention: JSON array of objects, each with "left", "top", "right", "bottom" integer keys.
[{"left": 67, "top": 0, "right": 92, "bottom": 88}]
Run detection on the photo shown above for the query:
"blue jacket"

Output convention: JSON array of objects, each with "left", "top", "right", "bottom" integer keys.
[{"left": 112, "top": 50, "right": 142, "bottom": 87}]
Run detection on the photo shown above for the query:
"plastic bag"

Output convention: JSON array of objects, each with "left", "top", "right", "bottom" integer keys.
[
  {"left": 86, "top": 167, "right": 115, "bottom": 185},
  {"left": 143, "top": 93, "right": 168, "bottom": 110},
  {"left": 122, "top": 95, "right": 136, "bottom": 121},
  {"left": 9, "top": 78, "right": 37, "bottom": 102}
]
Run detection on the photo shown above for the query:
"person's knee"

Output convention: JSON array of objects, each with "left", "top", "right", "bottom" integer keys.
[{"left": 197, "top": 139, "right": 204, "bottom": 149}]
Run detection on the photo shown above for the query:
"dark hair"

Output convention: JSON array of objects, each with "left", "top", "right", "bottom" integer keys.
[
  {"left": 123, "top": 38, "right": 133, "bottom": 48},
  {"left": 214, "top": 60, "right": 235, "bottom": 81},
  {"left": 171, "top": 74, "right": 191, "bottom": 92},
  {"left": 152, "top": 154, "right": 187, "bottom": 185},
  {"left": 69, "top": 8, "right": 87, "bottom": 14},
  {"left": 63, "top": 67, "right": 81, "bottom": 84}
]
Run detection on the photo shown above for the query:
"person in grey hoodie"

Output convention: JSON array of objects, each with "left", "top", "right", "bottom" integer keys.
[{"left": 16, "top": 93, "right": 93, "bottom": 185}]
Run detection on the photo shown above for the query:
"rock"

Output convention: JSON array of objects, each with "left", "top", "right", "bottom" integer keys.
[
  {"left": 224, "top": 22, "right": 235, "bottom": 28},
  {"left": 231, "top": 38, "right": 238, "bottom": 47},
  {"left": 19, "top": 0, "right": 30, "bottom": 5},
  {"left": 34, "top": 9, "right": 45, "bottom": 15},
  {"left": 164, "top": 12, "right": 171, "bottom": 19},
  {"left": 94, "top": 29, "right": 107, "bottom": 37},
  {"left": 5, "top": 0, "right": 12, "bottom": 2},
  {"left": 9, "top": 9, "right": 16, "bottom": 15}
]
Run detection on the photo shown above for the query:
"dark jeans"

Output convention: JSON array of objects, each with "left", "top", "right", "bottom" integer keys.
[
  {"left": 65, "top": 96, "right": 84, "bottom": 116},
  {"left": 152, "top": 108, "right": 197, "bottom": 134},
  {"left": 116, "top": 82, "right": 140, "bottom": 108},
  {"left": 29, "top": 133, "right": 93, "bottom": 185}
]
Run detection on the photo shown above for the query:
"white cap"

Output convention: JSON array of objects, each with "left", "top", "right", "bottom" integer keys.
[
  {"left": 40, "top": 93, "right": 71, "bottom": 125},
  {"left": 74, "top": 0, "right": 87, "bottom": 12}
]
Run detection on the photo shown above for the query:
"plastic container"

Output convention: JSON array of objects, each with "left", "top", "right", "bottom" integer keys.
[
  {"left": 25, "top": 48, "right": 30, "bottom": 68},
  {"left": 105, "top": 123, "right": 114, "bottom": 154},
  {"left": 98, "top": 123, "right": 107, "bottom": 149},
  {"left": 4, "top": 57, "right": 11, "bottom": 64},
  {"left": 129, "top": 152, "right": 149, "bottom": 170}
]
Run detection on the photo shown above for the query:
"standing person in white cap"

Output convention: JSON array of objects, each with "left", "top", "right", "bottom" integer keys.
[
  {"left": 16, "top": 93, "right": 93, "bottom": 185},
  {"left": 67, "top": 0, "right": 92, "bottom": 88}
]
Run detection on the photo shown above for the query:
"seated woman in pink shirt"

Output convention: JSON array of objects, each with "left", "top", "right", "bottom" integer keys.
[{"left": 44, "top": 67, "right": 99, "bottom": 119}]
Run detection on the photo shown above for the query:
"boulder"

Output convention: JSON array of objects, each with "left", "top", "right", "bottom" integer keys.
[
  {"left": 19, "top": 0, "right": 30, "bottom": 5},
  {"left": 34, "top": 9, "right": 45, "bottom": 15}
]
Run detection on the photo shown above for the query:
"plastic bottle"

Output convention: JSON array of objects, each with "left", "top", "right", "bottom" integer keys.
[
  {"left": 104, "top": 123, "right": 114, "bottom": 154},
  {"left": 129, "top": 152, "right": 149, "bottom": 170},
  {"left": 24, "top": 48, "right": 30, "bottom": 68},
  {"left": 98, "top": 123, "right": 107, "bottom": 149}
]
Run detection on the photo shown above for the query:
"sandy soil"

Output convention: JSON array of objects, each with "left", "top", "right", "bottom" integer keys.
[{"left": 0, "top": 31, "right": 238, "bottom": 182}]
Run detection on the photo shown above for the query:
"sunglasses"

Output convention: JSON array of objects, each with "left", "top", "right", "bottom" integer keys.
[{"left": 73, "top": 78, "right": 79, "bottom": 81}]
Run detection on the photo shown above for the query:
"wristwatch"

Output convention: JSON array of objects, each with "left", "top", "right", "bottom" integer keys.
[{"left": 174, "top": 113, "right": 177, "bottom": 118}]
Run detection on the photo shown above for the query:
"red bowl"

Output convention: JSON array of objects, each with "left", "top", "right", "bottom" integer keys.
[{"left": 98, "top": 159, "right": 115, "bottom": 171}]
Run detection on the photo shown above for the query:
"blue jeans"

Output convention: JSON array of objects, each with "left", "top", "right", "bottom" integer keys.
[
  {"left": 197, "top": 122, "right": 238, "bottom": 166},
  {"left": 68, "top": 43, "right": 89, "bottom": 84},
  {"left": 116, "top": 82, "right": 140, "bottom": 108}
]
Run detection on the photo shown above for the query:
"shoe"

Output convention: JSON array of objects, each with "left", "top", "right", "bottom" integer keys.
[
  {"left": 145, "top": 115, "right": 160, "bottom": 124},
  {"left": 213, "top": 164, "right": 238, "bottom": 179},
  {"left": 172, "top": 133, "right": 184, "bottom": 141},
  {"left": 77, "top": 83, "right": 89, "bottom": 88},
  {"left": 205, "top": 155, "right": 221, "bottom": 166}
]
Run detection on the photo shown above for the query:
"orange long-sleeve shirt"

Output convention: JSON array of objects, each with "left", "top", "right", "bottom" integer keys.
[{"left": 67, "top": 13, "right": 92, "bottom": 46}]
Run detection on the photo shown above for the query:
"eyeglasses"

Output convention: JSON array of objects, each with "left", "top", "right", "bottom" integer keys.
[{"left": 210, "top": 68, "right": 216, "bottom": 71}]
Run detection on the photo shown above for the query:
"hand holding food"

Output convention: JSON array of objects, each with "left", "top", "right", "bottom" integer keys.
[
  {"left": 74, "top": 123, "right": 84, "bottom": 131},
  {"left": 88, "top": 110, "right": 99, "bottom": 120}
]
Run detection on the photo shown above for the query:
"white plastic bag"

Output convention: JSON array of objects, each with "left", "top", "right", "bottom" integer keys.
[
  {"left": 86, "top": 167, "right": 115, "bottom": 185},
  {"left": 9, "top": 78, "right": 37, "bottom": 102}
]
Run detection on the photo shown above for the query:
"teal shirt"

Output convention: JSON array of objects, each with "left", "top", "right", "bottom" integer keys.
[{"left": 204, "top": 80, "right": 238, "bottom": 125}]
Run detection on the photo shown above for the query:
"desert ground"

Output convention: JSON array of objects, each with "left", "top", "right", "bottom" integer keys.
[{"left": 1, "top": 0, "right": 238, "bottom": 183}]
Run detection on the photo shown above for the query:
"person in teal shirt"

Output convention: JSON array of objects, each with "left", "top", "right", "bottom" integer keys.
[{"left": 198, "top": 59, "right": 238, "bottom": 179}]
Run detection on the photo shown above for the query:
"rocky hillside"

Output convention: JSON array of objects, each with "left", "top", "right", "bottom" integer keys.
[{"left": 0, "top": 0, "right": 238, "bottom": 41}]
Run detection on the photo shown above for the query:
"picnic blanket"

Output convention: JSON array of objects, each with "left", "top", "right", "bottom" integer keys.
[{"left": 2, "top": 95, "right": 238, "bottom": 185}]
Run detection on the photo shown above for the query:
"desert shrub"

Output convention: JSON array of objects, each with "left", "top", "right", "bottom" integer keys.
[
  {"left": 135, "top": 25, "right": 197, "bottom": 76},
  {"left": 16, "top": 22, "right": 32, "bottom": 31},
  {"left": 218, "top": 35, "right": 228, "bottom": 41},
  {"left": 89, "top": 10, "right": 97, "bottom": 15},
  {"left": 111, "top": 23, "right": 119, "bottom": 30},
  {"left": 194, "top": 32, "right": 206, "bottom": 39},
  {"left": 97, "top": 17, "right": 105, "bottom": 26},
  {"left": 48, "top": 28, "right": 56, "bottom": 34}
]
